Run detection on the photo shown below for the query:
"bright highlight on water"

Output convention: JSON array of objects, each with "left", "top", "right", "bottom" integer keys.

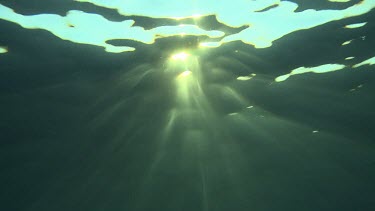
[
  {"left": 0, "top": 0, "right": 374, "bottom": 53},
  {"left": 171, "top": 52, "right": 190, "bottom": 61},
  {"left": 0, "top": 46, "right": 7, "bottom": 53},
  {"left": 0, "top": 0, "right": 374, "bottom": 82}
]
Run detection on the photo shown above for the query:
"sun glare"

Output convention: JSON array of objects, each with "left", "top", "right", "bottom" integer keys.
[
  {"left": 171, "top": 52, "right": 190, "bottom": 61},
  {"left": 178, "top": 70, "right": 192, "bottom": 78}
]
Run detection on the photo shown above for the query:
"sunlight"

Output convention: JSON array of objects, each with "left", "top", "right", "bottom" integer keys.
[
  {"left": 178, "top": 70, "right": 192, "bottom": 78},
  {"left": 171, "top": 52, "right": 190, "bottom": 61},
  {"left": 0, "top": 46, "right": 7, "bottom": 53},
  {"left": 2, "top": 0, "right": 374, "bottom": 53}
]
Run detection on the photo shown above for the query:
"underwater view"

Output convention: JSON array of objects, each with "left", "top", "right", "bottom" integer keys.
[{"left": 1, "top": 0, "right": 375, "bottom": 210}]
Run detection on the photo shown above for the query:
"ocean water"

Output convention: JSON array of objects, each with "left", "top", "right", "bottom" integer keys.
[{"left": 1, "top": 0, "right": 375, "bottom": 210}]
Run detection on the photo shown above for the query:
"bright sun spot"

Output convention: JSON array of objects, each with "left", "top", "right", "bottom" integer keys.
[
  {"left": 171, "top": 52, "right": 190, "bottom": 61},
  {"left": 191, "top": 14, "right": 203, "bottom": 19},
  {"left": 178, "top": 70, "right": 192, "bottom": 78}
]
